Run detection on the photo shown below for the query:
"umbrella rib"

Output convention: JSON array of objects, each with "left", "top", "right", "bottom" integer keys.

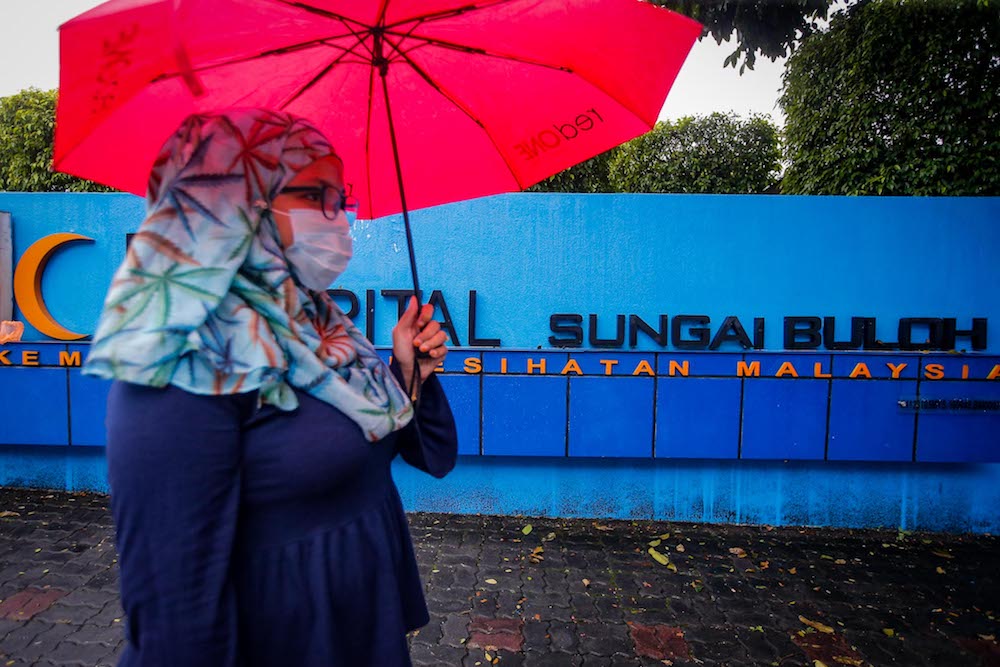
[
  {"left": 382, "top": 35, "right": 525, "bottom": 190},
  {"left": 270, "top": 0, "right": 373, "bottom": 29},
  {"left": 151, "top": 35, "right": 371, "bottom": 85},
  {"left": 408, "top": 34, "right": 654, "bottom": 129},
  {"left": 277, "top": 37, "right": 372, "bottom": 111},
  {"left": 386, "top": 31, "right": 573, "bottom": 75},
  {"left": 383, "top": 0, "right": 519, "bottom": 32},
  {"left": 363, "top": 57, "right": 377, "bottom": 220}
]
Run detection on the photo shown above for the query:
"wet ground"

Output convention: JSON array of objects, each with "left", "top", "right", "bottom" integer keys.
[{"left": 0, "top": 487, "right": 997, "bottom": 666}]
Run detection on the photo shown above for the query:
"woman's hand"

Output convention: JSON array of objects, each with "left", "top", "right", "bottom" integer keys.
[{"left": 392, "top": 296, "right": 448, "bottom": 392}]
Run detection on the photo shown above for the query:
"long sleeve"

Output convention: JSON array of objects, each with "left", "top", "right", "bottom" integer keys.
[
  {"left": 390, "top": 362, "right": 458, "bottom": 479},
  {"left": 105, "top": 381, "right": 252, "bottom": 667}
]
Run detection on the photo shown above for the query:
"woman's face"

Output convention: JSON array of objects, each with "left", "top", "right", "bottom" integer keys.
[{"left": 271, "top": 155, "right": 346, "bottom": 248}]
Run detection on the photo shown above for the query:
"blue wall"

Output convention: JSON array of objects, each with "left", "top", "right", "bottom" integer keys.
[{"left": 1, "top": 192, "right": 998, "bottom": 532}]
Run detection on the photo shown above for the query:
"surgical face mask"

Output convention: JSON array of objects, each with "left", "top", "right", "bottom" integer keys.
[{"left": 278, "top": 207, "right": 353, "bottom": 291}]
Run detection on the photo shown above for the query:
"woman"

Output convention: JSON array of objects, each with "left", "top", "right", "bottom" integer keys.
[{"left": 84, "top": 109, "right": 458, "bottom": 666}]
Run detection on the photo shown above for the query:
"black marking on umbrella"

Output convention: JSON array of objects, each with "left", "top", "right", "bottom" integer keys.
[{"left": 383, "top": 32, "right": 525, "bottom": 190}]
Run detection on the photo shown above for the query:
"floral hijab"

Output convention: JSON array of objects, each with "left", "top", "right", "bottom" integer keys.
[{"left": 84, "top": 109, "right": 413, "bottom": 441}]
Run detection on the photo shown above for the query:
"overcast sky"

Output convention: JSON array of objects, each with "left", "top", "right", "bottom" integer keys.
[{"left": 1, "top": 2, "right": 786, "bottom": 125}]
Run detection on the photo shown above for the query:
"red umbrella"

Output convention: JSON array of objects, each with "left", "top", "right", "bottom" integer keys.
[{"left": 54, "top": 0, "right": 698, "bottom": 325}]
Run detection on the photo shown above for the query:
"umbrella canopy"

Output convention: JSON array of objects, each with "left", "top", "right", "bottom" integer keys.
[{"left": 54, "top": 0, "right": 701, "bottom": 220}]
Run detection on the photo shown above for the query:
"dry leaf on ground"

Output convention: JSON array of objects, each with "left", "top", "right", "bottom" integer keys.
[{"left": 799, "top": 616, "right": 835, "bottom": 634}]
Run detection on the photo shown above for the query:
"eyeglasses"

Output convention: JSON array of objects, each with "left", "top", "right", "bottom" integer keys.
[{"left": 279, "top": 183, "right": 359, "bottom": 220}]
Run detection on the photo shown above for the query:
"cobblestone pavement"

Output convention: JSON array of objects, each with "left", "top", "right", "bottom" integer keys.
[{"left": 0, "top": 488, "right": 998, "bottom": 667}]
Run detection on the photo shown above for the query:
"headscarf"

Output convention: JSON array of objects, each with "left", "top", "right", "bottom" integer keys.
[{"left": 84, "top": 109, "right": 413, "bottom": 441}]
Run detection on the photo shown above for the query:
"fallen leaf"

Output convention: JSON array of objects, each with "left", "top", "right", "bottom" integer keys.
[
  {"left": 799, "top": 616, "right": 834, "bottom": 634},
  {"left": 0, "top": 511, "right": 20, "bottom": 518},
  {"left": 882, "top": 628, "right": 895, "bottom": 637},
  {"left": 978, "top": 634, "right": 995, "bottom": 642},
  {"left": 729, "top": 547, "right": 747, "bottom": 558},
  {"left": 820, "top": 554, "right": 833, "bottom": 560},
  {"left": 750, "top": 625, "right": 764, "bottom": 632},
  {"left": 832, "top": 658, "right": 863, "bottom": 666},
  {"left": 543, "top": 532, "right": 556, "bottom": 542},
  {"left": 648, "top": 539, "right": 662, "bottom": 547},
  {"left": 648, "top": 547, "right": 669, "bottom": 566},
  {"left": 667, "top": 561, "right": 678, "bottom": 573},
  {"left": 936, "top": 566, "right": 945, "bottom": 574},
  {"left": 932, "top": 550, "right": 954, "bottom": 559},
  {"left": 659, "top": 533, "right": 671, "bottom": 540},
  {"left": 485, "top": 652, "right": 492, "bottom": 661},
  {"left": 814, "top": 661, "right": 828, "bottom": 667},
  {"left": 582, "top": 579, "right": 591, "bottom": 587},
  {"left": 834, "top": 559, "right": 846, "bottom": 565},
  {"left": 593, "top": 522, "right": 613, "bottom": 531},
  {"left": 675, "top": 544, "right": 685, "bottom": 553},
  {"left": 485, "top": 578, "right": 498, "bottom": 585},
  {"left": 789, "top": 567, "right": 797, "bottom": 575},
  {"left": 760, "top": 561, "right": 770, "bottom": 570},
  {"left": 522, "top": 524, "right": 533, "bottom": 535}
]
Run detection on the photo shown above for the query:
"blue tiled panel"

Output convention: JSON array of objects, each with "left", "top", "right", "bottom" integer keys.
[
  {"left": 916, "top": 381, "right": 1000, "bottom": 462},
  {"left": 920, "top": 356, "right": 1000, "bottom": 381},
  {"left": 568, "top": 377, "right": 653, "bottom": 457},
  {"left": 572, "top": 352, "right": 656, "bottom": 377},
  {"left": 482, "top": 376, "right": 566, "bottom": 456},
  {"left": 482, "top": 352, "right": 567, "bottom": 375},
  {"left": 655, "top": 378, "right": 741, "bottom": 459},
  {"left": 0, "top": 368, "right": 69, "bottom": 445},
  {"left": 741, "top": 379, "right": 829, "bottom": 460},
  {"left": 441, "top": 349, "right": 478, "bottom": 373},
  {"left": 0, "top": 343, "right": 66, "bottom": 366},
  {"left": 68, "top": 371, "right": 112, "bottom": 447},
  {"left": 437, "top": 375, "right": 480, "bottom": 456},
  {"left": 657, "top": 353, "right": 736, "bottom": 377},
  {"left": 832, "top": 354, "right": 918, "bottom": 379},
  {"left": 745, "top": 353, "right": 833, "bottom": 378},
  {"left": 828, "top": 380, "right": 916, "bottom": 461}
]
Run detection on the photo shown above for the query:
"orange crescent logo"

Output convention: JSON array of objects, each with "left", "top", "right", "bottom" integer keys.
[{"left": 13, "top": 233, "right": 94, "bottom": 341}]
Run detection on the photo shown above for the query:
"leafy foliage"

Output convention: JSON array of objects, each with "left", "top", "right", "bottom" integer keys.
[
  {"left": 780, "top": 0, "right": 1000, "bottom": 196},
  {"left": 527, "top": 149, "right": 619, "bottom": 193},
  {"left": 0, "top": 88, "right": 113, "bottom": 193},
  {"left": 607, "top": 113, "right": 782, "bottom": 194},
  {"left": 654, "top": 0, "right": 838, "bottom": 71}
]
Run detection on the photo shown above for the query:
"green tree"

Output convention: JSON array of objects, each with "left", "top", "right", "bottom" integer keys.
[
  {"left": 781, "top": 0, "right": 1000, "bottom": 196},
  {"left": 655, "top": 0, "right": 838, "bottom": 71},
  {"left": 607, "top": 113, "right": 782, "bottom": 193},
  {"left": 528, "top": 149, "right": 619, "bottom": 193},
  {"left": 0, "top": 88, "right": 113, "bottom": 193}
]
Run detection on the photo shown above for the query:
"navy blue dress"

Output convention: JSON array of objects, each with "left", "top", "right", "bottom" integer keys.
[{"left": 105, "top": 368, "right": 457, "bottom": 667}]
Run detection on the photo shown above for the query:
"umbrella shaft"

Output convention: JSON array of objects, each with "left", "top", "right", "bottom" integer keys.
[
  {"left": 378, "top": 61, "right": 421, "bottom": 304},
  {"left": 379, "top": 58, "right": 424, "bottom": 403}
]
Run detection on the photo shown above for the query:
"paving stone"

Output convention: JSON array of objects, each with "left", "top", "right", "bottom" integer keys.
[
  {"left": 32, "top": 600, "right": 101, "bottom": 626},
  {"left": 0, "top": 587, "right": 68, "bottom": 621},
  {"left": 576, "top": 620, "right": 631, "bottom": 658},
  {"left": 10, "top": 621, "right": 75, "bottom": 663},
  {"left": 64, "top": 622, "right": 120, "bottom": 647},
  {"left": 627, "top": 621, "right": 691, "bottom": 662},
  {"left": 440, "top": 613, "right": 469, "bottom": 648},
  {"left": 523, "top": 651, "right": 581, "bottom": 667}
]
